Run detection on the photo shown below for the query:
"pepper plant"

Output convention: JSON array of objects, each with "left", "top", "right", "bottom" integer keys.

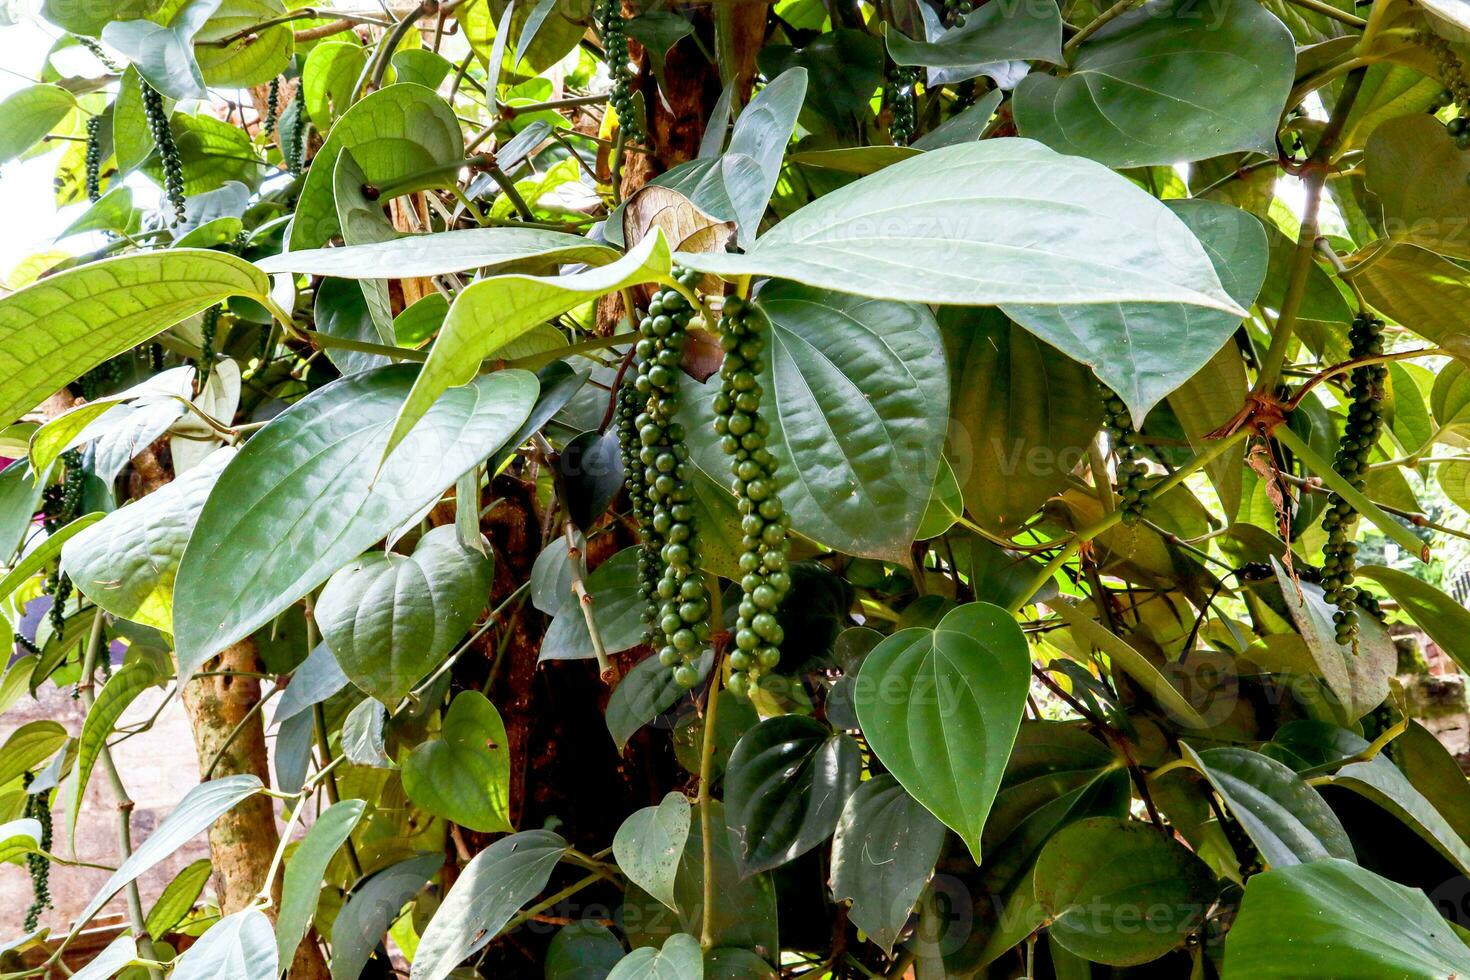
[{"left": 4, "top": 0, "right": 1470, "bottom": 977}]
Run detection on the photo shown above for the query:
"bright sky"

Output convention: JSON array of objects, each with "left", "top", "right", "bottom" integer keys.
[{"left": 0, "top": 13, "right": 93, "bottom": 278}]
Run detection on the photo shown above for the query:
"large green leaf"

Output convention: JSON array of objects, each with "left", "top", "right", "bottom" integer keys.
[
  {"left": 1013, "top": 0, "right": 1294, "bottom": 167},
  {"left": 1358, "top": 564, "right": 1470, "bottom": 675},
  {"left": 1183, "top": 744, "right": 1353, "bottom": 868},
  {"left": 605, "top": 649, "right": 712, "bottom": 752},
  {"left": 145, "top": 858, "right": 212, "bottom": 939},
  {"left": 0, "top": 720, "right": 68, "bottom": 788},
  {"left": 852, "top": 602, "right": 1030, "bottom": 862},
  {"left": 41, "top": 0, "right": 161, "bottom": 35},
  {"left": 410, "top": 830, "right": 568, "bottom": 980},
  {"left": 607, "top": 934, "right": 703, "bottom": 980},
  {"left": 943, "top": 307, "right": 1101, "bottom": 533},
  {"left": 539, "top": 547, "right": 650, "bottom": 662},
  {"left": 385, "top": 230, "right": 671, "bottom": 462},
  {"left": 886, "top": 0, "right": 1061, "bottom": 68},
  {"left": 172, "top": 908, "right": 276, "bottom": 980},
  {"left": 275, "top": 799, "right": 365, "bottom": 968},
  {"left": 611, "top": 68, "right": 806, "bottom": 250},
  {"left": 680, "top": 282, "right": 948, "bottom": 561},
  {"left": 724, "top": 715, "right": 861, "bottom": 874},
  {"left": 1007, "top": 197, "right": 1266, "bottom": 424},
  {"left": 545, "top": 921, "right": 626, "bottom": 980},
  {"left": 0, "top": 250, "right": 268, "bottom": 429},
  {"left": 330, "top": 854, "right": 441, "bottom": 980},
  {"left": 1350, "top": 244, "right": 1470, "bottom": 354},
  {"left": 676, "top": 140, "right": 1243, "bottom": 318},
  {"left": 70, "top": 935, "right": 137, "bottom": 980},
  {"left": 103, "top": 0, "right": 221, "bottom": 101},
  {"left": 194, "top": 0, "right": 293, "bottom": 88},
  {"left": 1224, "top": 859, "right": 1470, "bottom": 977},
  {"left": 74, "top": 774, "right": 262, "bottom": 933},
  {"left": 289, "top": 84, "right": 463, "bottom": 251},
  {"left": 317, "top": 524, "right": 493, "bottom": 704},
  {"left": 174, "top": 365, "right": 536, "bottom": 677},
  {"left": 402, "top": 690, "right": 512, "bottom": 833},
  {"left": 1271, "top": 558, "right": 1394, "bottom": 724},
  {"left": 1328, "top": 754, "right": 1470, "bottom": 877},
  {"left": 66, "top": 659, "right": 163, "bottom": 850},
  {"left": 0, "top": 84, "right": 76, "bottom": 164},
  {"left": 260, "top": 228, "right": 617, "bottom": 279},
  {"left": 829, "top": 774, "right": 945, "bottom": 955},
  {"left": 1365, "top": 113, "right": 1470, "bottom": 260},
  {"left": 62, "top": 447, "right": 231, "bottom": 633},
  {"left": 1035, "top": 816, "right": 1216, "bottom": 966},
  {"left": 300, "top": 41, "right": 367, "bottom": 134},
  {"left": 613, "top": 792, "right": 690, "bottom": 912}
]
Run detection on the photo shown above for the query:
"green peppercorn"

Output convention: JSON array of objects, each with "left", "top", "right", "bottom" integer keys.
[
  {"left": 1317, "top": 312, "right": 1387, "bottom": 647},
  {"left": 140, "top": 80, "right": 186, "bottom": 226}
]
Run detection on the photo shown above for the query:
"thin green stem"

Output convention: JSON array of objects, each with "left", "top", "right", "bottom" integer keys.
[
  {"left": 1274, "top": 423, "right": 1430, "bottom": 560},
  {"left": 1255, "top": 68, "right": 1367, "bottom": 396},
  {"left": 697, "top": 647, "right": 725, "bottom": 949},
  {"left": 78, "top": 610, "right": 163, "bottom": 980},
  {"left": 1064, "top": 0, "right": 1145, "bottom": 54}
]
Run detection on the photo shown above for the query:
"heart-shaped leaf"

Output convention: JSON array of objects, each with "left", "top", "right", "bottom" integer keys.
[
  {"left": 1035, "top": 816, "right": 1216, "bottom": 966},
  {"left": 887, "top": 0, "right": 1062, "bottom": 69},
  {"left": 1014, "top": 0, "right": 1294, "bottom": 167},
  {"left": 193, "top": 0, "right": 294, "bottom": 89},
  {"left": 411, "top": 830, "right": 568, "bottom": 980},
  {"left": 724, "top": 715, "right": 861, "bottom": 874},
  {"left": 174, "top": 365, "right": 536, "bottom": 677},
  {"left": 830, "top": 774, "right": 946, "bottom": 955},
  {"left": 852, "top": 602, "right": 1030, "bottom": 862},
  {"left": 171, "top": 908, "right": 276, "bottom": 980},
  {"left": 613, "top": 792, "right": 691, "bottom": 911},
  {"left": 317, "top": 524, "right": 493, "bottom": 704},
  {"left": 402, "top": 690, "right": 512, "bottom": 833},
  {"left": 1365, "top": 108, "right": 1470, "bottom": 259},
  {"left": 300, "top": 40, "right": 366, "bottom": 133},
  {"left": 677, "top": 139, "right": 1243, "bottom": 319},
  {"left": 606, "top": 933, "right": 703, "bottom": 980},
  {"left": 103, "top": 0, "right": 222, "bottom": 100},
  {"left": 680, "top": 282, "right": 948, "bottom": 562},
  {"left": 288, "top": 84, "right": 463, "bottom": 251}
]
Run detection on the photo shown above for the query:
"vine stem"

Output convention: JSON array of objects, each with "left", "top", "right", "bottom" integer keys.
[
  {"left": 1254, "top": 67, "right": 1367, "bottom": 396},
  {"left": 1273, "top": 423, "right": 1430, "bottom": 560},
  {"left": 1286, "top": 346, "right": 1441, "bottom": 409},
  {"left": 532, "top": 434, "right": 616, "bottom": 682},
  {"left": 1004, "top": 429, "right": 1251, "bottom": 615},
  {"left": 697, "top": 643, "right": 725, "bottom": 950},
  {"left": 1063, "top": 0, "right": 1145, "bottom": 54},
  {"left": 77, "top": 609, "right": 164, "bottom": 980}
]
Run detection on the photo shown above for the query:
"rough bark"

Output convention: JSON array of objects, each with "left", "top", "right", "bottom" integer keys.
[{"left": 179, "top": 638, "right": 330, "bottom": 979}]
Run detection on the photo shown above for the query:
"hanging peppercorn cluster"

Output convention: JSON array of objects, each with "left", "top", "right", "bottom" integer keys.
[
  {"left": 615, "top": 378, "right": 660, "bottom": 640},
  {"left": 84, "top": 115, "right": 102, "bottom": 203},
  {"left": 1319, "top": 312, "right": 1387, "bottom": 645},
  {"left": 597, "top": 0, "right": 641, "bottom": 143},
  {"left": 41, "top": 450, "right": 84, "bottom": 635},
  {"left": 198, "top": 304, "right": 222, "bottom": 384},
  {"left": 262, "top": 77, "right": 280, "bottom": 137},
  {"left": 75, "top": 35, "right": 120, "bottom": 71},
  {"left": 140, "top": 80, "right": 187, "bottom": 225},
  {"left": 1103, "top": 394, "right": 1149, "bottom": 526},
  {"left": 22, "top": 773, "right": 52, "bottom": 932},
  {"left": 632, "top": 270, "right": 712, "bottom": 689},
  {"left": 889, "top": 66, "right": 919, "bottom": 146},
  {"left": 712, "top": 297, "right": 792, "bottom": 698}
]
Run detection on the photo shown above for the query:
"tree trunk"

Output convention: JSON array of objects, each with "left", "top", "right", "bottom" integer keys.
[{"left": 179, "top": 638, "right": 331, "bottom": 979}]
